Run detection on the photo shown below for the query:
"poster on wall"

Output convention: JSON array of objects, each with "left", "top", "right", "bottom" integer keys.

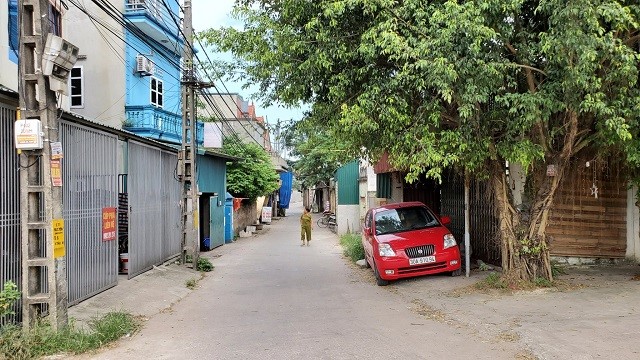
[
  {"left": 50, "top": 159, "right": 62, "bottom": 186},
  {"left": 102, "top": 207, "right": 117, "bottom": 241},
  {"left": 262, "top": 206, "right": 272, "bottom": 224}
]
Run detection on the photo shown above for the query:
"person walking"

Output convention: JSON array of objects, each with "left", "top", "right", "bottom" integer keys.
[{"left": 300, "top": 206, "right": 312, "bottom": 246}]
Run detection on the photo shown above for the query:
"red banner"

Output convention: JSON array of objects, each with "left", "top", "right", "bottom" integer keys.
[{"left": 102, "top": 207, "right": 117, "bottom": 241}]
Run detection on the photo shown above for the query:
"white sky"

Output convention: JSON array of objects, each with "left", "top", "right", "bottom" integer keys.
[{"left": 191, "top": 0, "right": 307, "bottom": 125}]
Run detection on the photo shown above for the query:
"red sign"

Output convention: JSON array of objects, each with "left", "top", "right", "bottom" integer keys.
[
  {"left": 102, "top": 207, "right": 117, "bottom": 241},
  {"left": 51, "top": 159, "right": 62, "bottom": 187}
]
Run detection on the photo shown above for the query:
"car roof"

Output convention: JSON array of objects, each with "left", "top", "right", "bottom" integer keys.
[{"left": 371, "top": 201, "right": 426, "bottom": 214}]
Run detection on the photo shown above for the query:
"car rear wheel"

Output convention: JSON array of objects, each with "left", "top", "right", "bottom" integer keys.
[{"left": 373, "top": 261, "right": 389, "bottom": 286}]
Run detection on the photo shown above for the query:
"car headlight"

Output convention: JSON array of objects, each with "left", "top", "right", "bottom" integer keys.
[
  {"left": 444, "top": 234, "right": 457, "bottom": 249},
  {"left": 378, "top": 243, "right": 396, "bottom": 257}
]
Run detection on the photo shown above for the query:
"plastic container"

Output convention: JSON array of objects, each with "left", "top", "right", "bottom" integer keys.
[{"left": 119, "top": 253, "right": 129, "bottom": 274}]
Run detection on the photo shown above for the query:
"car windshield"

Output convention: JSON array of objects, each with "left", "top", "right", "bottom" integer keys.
[{"left": 374, "top": 206, "right": 440, "bottom": 235}]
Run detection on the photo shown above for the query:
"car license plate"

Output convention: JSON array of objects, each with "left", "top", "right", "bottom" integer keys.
[{"left": 409, "top": 256, "right": 436, "bottom": 266}]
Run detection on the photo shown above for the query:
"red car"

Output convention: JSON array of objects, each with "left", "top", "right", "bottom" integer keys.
[{"left": 362, "top": 202, "right": 462, "bottom": 286}]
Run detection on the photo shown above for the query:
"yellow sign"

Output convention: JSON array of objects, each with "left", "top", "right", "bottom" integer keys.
[{"left": 52, "top": 219, "right": 65, "bottom": 258}]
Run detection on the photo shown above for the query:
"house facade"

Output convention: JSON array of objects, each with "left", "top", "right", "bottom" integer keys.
[{"left": 1, "top": 1, "right": 229, "bottom": 325}]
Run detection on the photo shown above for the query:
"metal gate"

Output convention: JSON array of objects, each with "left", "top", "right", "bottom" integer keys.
[
  {"left": 1, "top": 100, "right": 21, "bottom": 325},
  {"left": 127, "top": 141, "right": 181, "bottom": 278},
  {"left": 60, "top": 121, "right": 119, "bottom": 305},
  {"left": 441, "top": 170, "right": 501, "bottom": 266}
]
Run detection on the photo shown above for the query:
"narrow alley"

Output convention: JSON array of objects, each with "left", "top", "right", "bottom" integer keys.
[{"left": 73, "top": 201, "right": 523, "bottom": 360}]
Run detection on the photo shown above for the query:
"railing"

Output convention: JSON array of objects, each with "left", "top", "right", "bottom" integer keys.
[
  {"left": 124, "top": 0, "right": 178, "bottom": 34},
  {"left": 124, "top": 106, "right": 203, "bottom": 145}
]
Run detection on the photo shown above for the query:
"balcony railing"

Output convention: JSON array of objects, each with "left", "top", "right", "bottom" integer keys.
[
  {"left": 124, "top": 0, "right": 180, "bottom": 44},
  {"left": 125, "top": 0, "right": 173, "bottom": 24},
  {"left": 124, "top": 105, "right": 203, "bottom": 145}
]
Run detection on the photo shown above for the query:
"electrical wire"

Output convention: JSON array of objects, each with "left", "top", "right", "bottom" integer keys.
[{"left": 159, "top": 0, "right": 269, "bottom": 148}]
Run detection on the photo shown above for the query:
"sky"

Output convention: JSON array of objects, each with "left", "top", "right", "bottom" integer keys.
[{"left": 191, "top": 0, "right": 307, "bottom": 126}]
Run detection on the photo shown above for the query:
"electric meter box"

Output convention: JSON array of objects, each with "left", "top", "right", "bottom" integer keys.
[{"left": 15, "top": 119, "right": 44, "bottom": 150}]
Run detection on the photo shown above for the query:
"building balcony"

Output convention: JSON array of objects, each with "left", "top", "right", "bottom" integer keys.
[
  {"left": 124, "top": 105, "right": 203, "bottom": 145},
  {"left": 124, "top": 0, "right": 181, "bottom": 50}
]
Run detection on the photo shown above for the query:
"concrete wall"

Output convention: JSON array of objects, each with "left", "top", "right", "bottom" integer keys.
[
  {"left": 337, "top": 205, "right": 360, "bottom": 235},
  {"left": 64, "top": 0, "right": 126, "bottom": 126},
  {"left": 233, "top": 201, "right": 257, "bottom": 236}
]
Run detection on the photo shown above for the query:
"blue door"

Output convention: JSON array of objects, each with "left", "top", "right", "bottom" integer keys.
[{"left": 209, "top": 195, "right": 225, "bottom": 249}]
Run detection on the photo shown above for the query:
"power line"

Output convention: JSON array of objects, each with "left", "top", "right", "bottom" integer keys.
[{"left": 158, "top": 0, "right": 270, "bottom": 148}]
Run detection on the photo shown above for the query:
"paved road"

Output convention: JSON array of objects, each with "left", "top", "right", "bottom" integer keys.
[{"left": 81, "top": 202, "right": 524, "bottom": 360}]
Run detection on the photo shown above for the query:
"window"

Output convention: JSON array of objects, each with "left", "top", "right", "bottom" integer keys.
[
  {"left": 69, "top": 67, "right": 83, "bottom": 108},
  {"left": 8, "top": 0, "right": 18, "bottom": 63},
  {"left": 48, "top": 3, "right": 62, "bottom": 36},
  {"left": 150, "top": 77, "right": 163, "bottom": 107}
]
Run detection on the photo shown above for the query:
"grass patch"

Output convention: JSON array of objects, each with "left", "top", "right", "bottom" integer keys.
[
  {"left": 339, "top": 233, "right": 364, "bottom": 263},
  {"left": 0, "top": 312, "right": 140, "bottom": 360},
  {"left": 185, "top": 278, "right": 198, "bottom": 289},
  {"left": 475, "top": 271, "right": 558, "bottom": 292},
  {"left": 475, "top": 272, "right": 507, "bottom": 290},
  {"left": 197, "top": 257, "right": 214, "bottom": 272},
  {"left": 534, "top": 277, "right": 554, "bottom": 287},
  {"left": 551, "top": 263, "right": 567, "bottom": 277}
]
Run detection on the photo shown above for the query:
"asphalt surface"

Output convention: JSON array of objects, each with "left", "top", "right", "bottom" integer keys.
[{"left": 73, "top": 202, "right": 523, "bottom": 360}]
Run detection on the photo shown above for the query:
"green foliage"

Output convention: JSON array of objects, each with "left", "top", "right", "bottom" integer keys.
[
  {"left": 199, "top": 0, "right": 640, "bottom": 280},
  {"left": 197, "top": 257, "right": 214, "bottom": 272},
  {"left": 222, "top": 136, "right": 280, "bottom": 200},
  {"left": 339, "top": 233, "right": 364, "bottom": 263},
  {"left": 516, "top": 236, "right": 546, "bottom": 257},
  {"left": 185, "top": 278, "right": 198, "bottom": 289},
  {"left": 199, "top": 0, "right": 640, "bottom": 181},
  {"left": 478, "top": 262, "right": 491, "bottom": 271},
  {"left": 534, "top": 277, "right": 554, "bottom": 288},
  {"left": 551, "top": 263, "right": 567, "bottom": 277},
  {"left": 0, "top": 281, "right": 20, "bottom": 317},
  {"left": 282, "top": 116, "right": 354, "bottom": 188},
  {"left": 0, "top": 312, "right": 140, "bottom": 359},
  {"left": 476, "top": 272, "right": 507, "bottom": 290}
]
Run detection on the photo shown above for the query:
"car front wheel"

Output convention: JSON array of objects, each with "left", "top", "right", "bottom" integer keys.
[
  {"left": 451, "top": 268, "right": 462, "bottom": 277},
  {"left": 373, "top": 261, "right": 389, "bottom": 286}
]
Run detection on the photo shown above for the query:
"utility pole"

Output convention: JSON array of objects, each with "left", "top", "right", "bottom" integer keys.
[
  {"left": 17, "top": 0, "right": 70, "bottom": 329},
  {"left": 180, "top": 0, "right": 199, "bottom": 268}
]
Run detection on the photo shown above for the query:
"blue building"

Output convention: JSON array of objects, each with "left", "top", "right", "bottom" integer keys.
[{"left": 64, "top": 0, "right": 202, "bottom": 145}]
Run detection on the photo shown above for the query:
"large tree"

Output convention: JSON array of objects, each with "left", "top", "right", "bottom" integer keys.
[
  {"left": 223, "top": 136, "right": 280, "bottom": 200},
  {"left": 281, "top": 108, "right": 355, "bottom": 189},
  {"left": 200, "top": 0, "right": 640, "bottom": 281}
]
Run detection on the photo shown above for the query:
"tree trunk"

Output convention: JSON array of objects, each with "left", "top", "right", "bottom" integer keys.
[{"left": 493, "top": 111, "right": 580, "bottom": 282}]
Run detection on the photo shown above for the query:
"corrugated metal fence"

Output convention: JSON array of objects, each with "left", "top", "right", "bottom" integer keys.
[
  {"left": 441, "top": 171, "right": 501, "bottom": 266},
  {"left": 60, "top": 121, "right": 119, "bottom": 305},
  {"left": 1, "top": 101, "right": 21, "bottom": 325},
  {"left": 127, "top": 141, "right": 181, "bottom": 278}
]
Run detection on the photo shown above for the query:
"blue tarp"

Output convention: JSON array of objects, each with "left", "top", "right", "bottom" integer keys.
[{"left": 279, "top": 172, "right": 293, "bottom": 209}]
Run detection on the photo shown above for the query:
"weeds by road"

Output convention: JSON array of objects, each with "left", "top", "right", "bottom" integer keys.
[
  {"left": 339, "top": 233, "right": 364, "bottom": 263},
  {"left": 0, "top": 312, "right": 140, "bottom": 360}
]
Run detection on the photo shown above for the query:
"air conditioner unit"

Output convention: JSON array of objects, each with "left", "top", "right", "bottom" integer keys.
[{"left": 135, "top": 55, "right": 155, "bottom": 75}]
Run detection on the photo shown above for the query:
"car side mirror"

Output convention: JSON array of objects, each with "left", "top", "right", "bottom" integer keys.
[{"left": 440, "top": 216, "right": 451, "bottom": 225}]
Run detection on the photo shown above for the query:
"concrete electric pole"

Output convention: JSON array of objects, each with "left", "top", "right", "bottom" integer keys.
[
  {"left": 179, "top": 0, "right": 199, "bottom": 268},
  {"left": 16, "top": 0, "right": 78, "bottom": 329}
]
